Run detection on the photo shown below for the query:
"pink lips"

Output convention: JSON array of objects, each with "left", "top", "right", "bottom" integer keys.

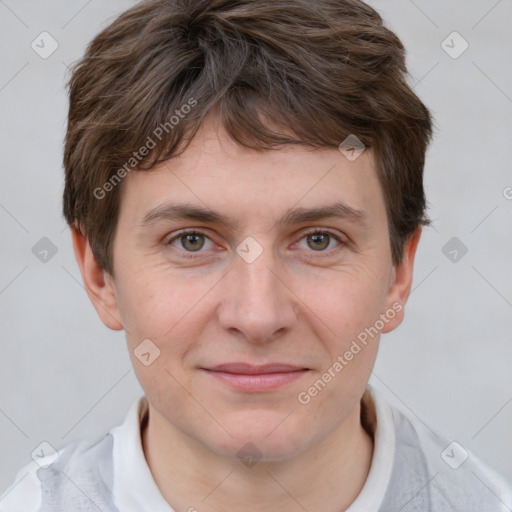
[{"left": 201, "top": 363, "right": 309, "bottom": 392}]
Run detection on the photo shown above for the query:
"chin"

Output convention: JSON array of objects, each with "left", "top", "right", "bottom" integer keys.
[
  {"left": 213, "top": 437, "right": 305, "bottom": 465},
  {"left": 204, "top": 414, "right": 314, "bottom": 464}
]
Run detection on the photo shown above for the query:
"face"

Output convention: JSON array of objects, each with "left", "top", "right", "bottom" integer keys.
[{"left": 76, "top": 115, "right": 418, "bottom": 462}]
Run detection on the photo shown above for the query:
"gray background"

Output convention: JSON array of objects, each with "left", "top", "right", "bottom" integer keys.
[{"left": 1, "top": 0, "right": 511, "bottom": 495}]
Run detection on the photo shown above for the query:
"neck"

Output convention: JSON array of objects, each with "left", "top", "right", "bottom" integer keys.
[{"left": 141, "top": 400, "right": 374, "bottom": 512}]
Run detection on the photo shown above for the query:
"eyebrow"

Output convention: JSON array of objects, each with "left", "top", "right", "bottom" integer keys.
[{"left": 139, "top": 201, "right": 368, "bottom": 230}]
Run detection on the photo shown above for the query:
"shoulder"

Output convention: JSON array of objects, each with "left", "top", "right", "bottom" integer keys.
[
  {"left": 0, "top": 459, "right": 44, "bottom": 512},
  {"left": 0, "top": 434, "right": 116, "bottom": 512},
  {"left": 380, "top": 392, "right": 512, "bottom": 511}
]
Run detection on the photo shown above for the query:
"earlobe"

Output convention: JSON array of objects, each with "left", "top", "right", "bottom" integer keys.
[
  {"left": 381, "top": 228, "right": 422, "bottom": 334},
  {"left": 70, "top": 224, "right": 123, "bottom": 331}
]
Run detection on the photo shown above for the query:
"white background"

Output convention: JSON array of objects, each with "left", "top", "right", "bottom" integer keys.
[{"left": 1, "top": 0, "right": 511, "bottom": 495}]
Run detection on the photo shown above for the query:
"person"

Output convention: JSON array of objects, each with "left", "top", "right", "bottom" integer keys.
[{"left": 1, "top": 0, "right": 511, "bottom": 510}]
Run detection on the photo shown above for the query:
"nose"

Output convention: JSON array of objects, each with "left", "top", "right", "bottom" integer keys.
[{"left": 216, "top": 249, "right": 298, "bottom": 344}]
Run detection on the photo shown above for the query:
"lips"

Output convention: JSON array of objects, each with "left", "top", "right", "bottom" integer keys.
[
  {"left": 201, "top": 363, "right": 310, "bottom": 392},
  {"left": 205, "top": 363, "right": 308, "bottom": 374}
]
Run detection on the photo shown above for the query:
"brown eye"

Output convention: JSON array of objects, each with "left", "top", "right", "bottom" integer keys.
[
  {"left": 307, "top": 233, "right": 331, "bottom": 251},
  {"left": 180, "top": 233, "right": 205, "bottom": 251},
  {"left": 295, "top": 229, "right": 345, "bottom": 256},
  {"left": 166, "top": 229, "right": 214, "bottom": 256}
]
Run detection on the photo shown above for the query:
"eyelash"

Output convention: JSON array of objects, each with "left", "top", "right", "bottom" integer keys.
[{"left": 165, "top": 228, "right": 346, "bottom": 259}]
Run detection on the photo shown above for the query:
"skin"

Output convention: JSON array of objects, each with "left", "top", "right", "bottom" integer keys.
[{"left": 72, "top": 114, "right": 421, "bottom": 512}]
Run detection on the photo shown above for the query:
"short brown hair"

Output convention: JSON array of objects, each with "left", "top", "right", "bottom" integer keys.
[{"left": 63, "top": 0, "right": 434, "bottom": 276}]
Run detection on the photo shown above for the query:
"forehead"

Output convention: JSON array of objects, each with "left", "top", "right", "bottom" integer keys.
[{"left": 117, "top": 116, "right": 384, "bottom": 230}]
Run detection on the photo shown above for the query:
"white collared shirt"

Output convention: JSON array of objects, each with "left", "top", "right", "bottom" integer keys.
[{"left": 2, "top": 385, "right": 511, "bottom": 511}]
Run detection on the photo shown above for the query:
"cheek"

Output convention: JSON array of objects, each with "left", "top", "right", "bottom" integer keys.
[
  {"left": 115, "top": 262, "right": 185, "bottom": 334},
  {"left": 295, "top": 274, "right": 385, "bottom": 415},
  {"left": 117, "top": 268, "right": 218, "bottom": 379},
  {"left": 308, "top": 268, "right": 389, "bottom": 337}
]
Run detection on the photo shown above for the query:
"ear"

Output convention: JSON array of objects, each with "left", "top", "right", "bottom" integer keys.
[
  {"left": 381, "top": 227, "right": 422, "bottom": 334},
  {"left": 70, "top": 224, "right": 123, "bottom": 331}
]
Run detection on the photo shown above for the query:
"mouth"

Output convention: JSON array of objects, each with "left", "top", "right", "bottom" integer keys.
[{"left": 200, "top": 363, "right": 310, "bottom": 392}]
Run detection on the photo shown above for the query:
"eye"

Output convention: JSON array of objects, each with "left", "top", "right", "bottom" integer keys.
[
  {"left": 165, "top": 228, "right": 346, "bottom": 259},
  {"left": 166, "top": 229, "right": 215, "bottom": 255},
  {"left": 295, "top": 229, "right": 345, "bottom": 254}
]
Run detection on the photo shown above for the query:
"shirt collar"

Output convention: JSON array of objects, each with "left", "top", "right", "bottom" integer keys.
[
  {"left": 111, "top": 383, "right": 396, "bottom": 511},
  {"left": 346, "top": 383, "right": 397, "bottom": 511}
]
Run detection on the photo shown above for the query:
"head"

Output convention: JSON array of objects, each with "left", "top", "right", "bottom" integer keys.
[{"left": 64, "top": 0, "right": 433, "bottom": 461}]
